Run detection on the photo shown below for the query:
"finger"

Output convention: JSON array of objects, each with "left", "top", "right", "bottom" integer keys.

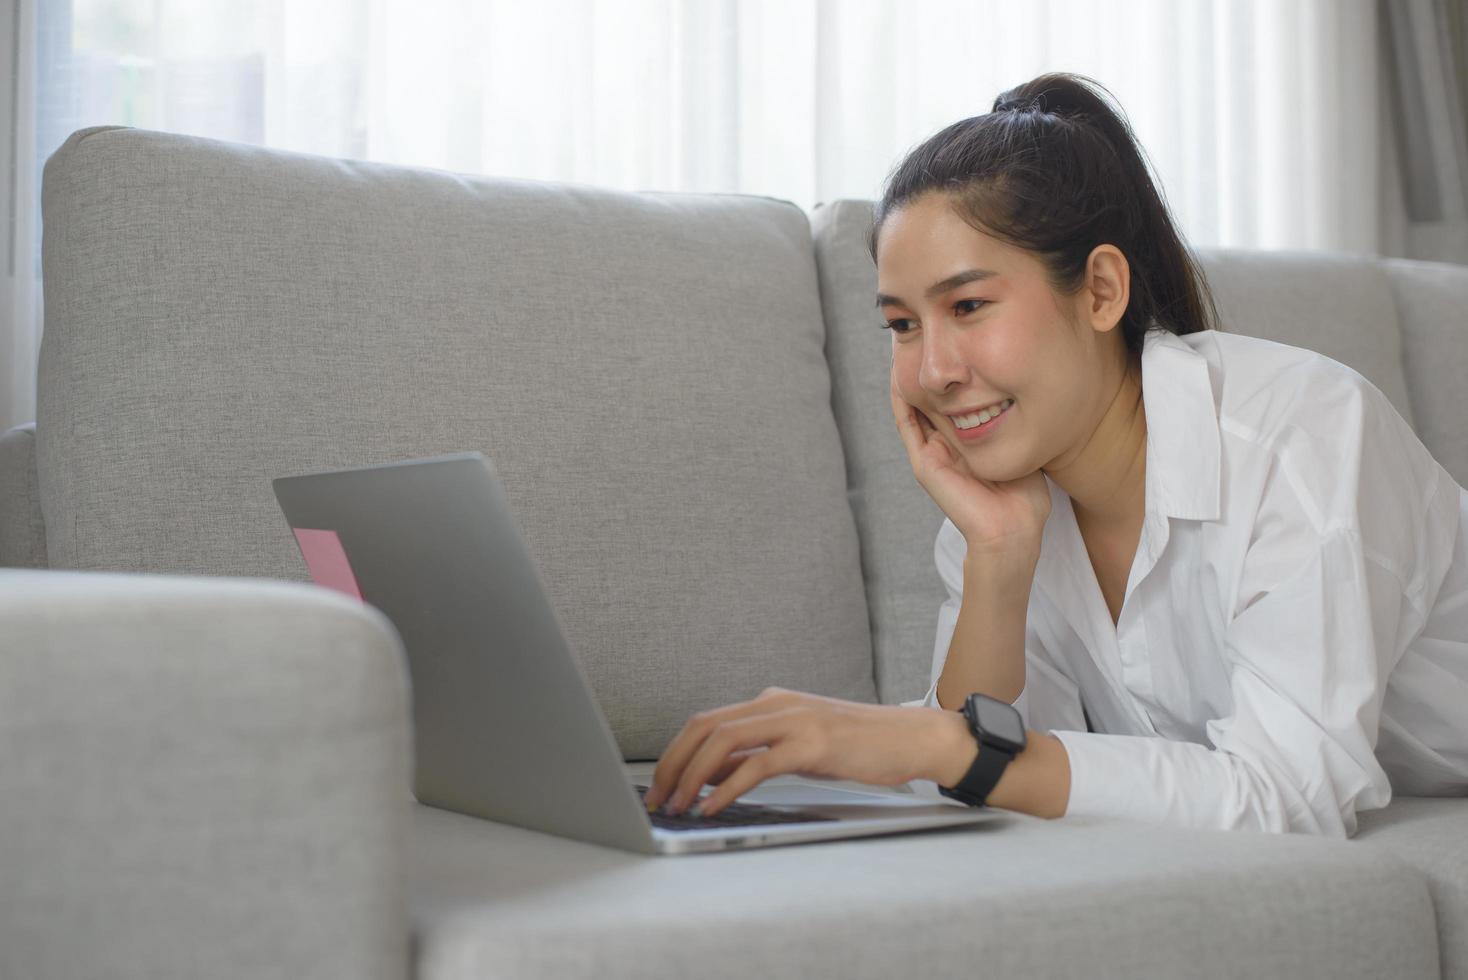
[
  {"left": 890, "top": 373, "right": 926, "bottom": 456},
  {"left": 670, "top": 711, "right": 798, "bottom": 813},
  {"left": 646, "top": 691, "right": 794, "bottom": 810},
  {"left": 697, "top": 743, "right": 798, "bottom": 818},
  {"left": 646, "top": 749, "right": 753, "bottom": 812},
  {"left": 891, "top": 370, "right": 945, "bottom": 445},
  {"left": 890, "top": 371, "right": 912, "bottom": 424},
  {"left": 645, "top": 730, "right": 701, "bottom": 809},
  {"left": 913, "top": 407, "right": 936, "bottom": 439},
  {"left": 645, "top": 705, "right": 754, "bottom": 811},
  {"left": 645, "top": 717, "right": 710, "bottom": 811},
  {"left": 708, "top": 748, "right": 763, "bottom": 784}
]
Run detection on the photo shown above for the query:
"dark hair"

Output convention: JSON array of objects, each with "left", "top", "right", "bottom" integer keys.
[{"left": 867, "top": 72, "right": 1218, "bottom": 357}]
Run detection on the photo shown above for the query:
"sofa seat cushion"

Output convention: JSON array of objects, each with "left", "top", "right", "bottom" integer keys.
[
  {"left": 409, "top": 801, "right": 1438, "bottom": 980},
  {"left": 1355, "top": 796, "right": 1468, "bottom": 979}
]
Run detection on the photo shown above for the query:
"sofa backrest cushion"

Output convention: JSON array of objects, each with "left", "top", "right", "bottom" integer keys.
[
  {"left": 811, "top": 198, "right": 1460, "bottom": 706},
  {"left": 38, "top": 126, "right": 877, "bottom": 759},
  {"left": 0, "top": 423, "right": 46, "bottom": 569},
  {"left": 1381, "top": 256, "right": 1468, "bottom": 485},
  {"left": 1190, "top": 246, "right": 1417, "bottom": 426},
  {"left": 810, "top": 201, "right": 949, "bottom": 707}
]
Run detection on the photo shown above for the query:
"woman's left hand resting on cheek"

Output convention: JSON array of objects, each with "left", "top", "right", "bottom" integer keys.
[{"left": 641, "top": 686, "right": 942, "bottom": 817}]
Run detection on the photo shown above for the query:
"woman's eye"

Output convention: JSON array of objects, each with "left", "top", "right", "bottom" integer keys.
[{"left": 881, "top": 299, "right": 986, "bottom": 334}]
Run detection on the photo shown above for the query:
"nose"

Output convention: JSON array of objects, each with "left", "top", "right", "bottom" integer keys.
[{"left": 916, "top": 324, "right": 971, "bottom": 396}]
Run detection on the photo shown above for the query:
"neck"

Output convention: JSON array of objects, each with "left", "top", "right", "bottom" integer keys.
[{"left": 1044, "top": 353, "right": 1147, "bottom": 530}]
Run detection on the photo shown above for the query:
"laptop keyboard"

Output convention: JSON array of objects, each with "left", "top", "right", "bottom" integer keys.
[{"left": 634, "top": 784, "right": 837, "bottom": 831}]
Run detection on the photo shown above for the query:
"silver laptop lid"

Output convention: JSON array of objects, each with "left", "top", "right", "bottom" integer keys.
[
  {"left": 274, "top": 452, "right": 665, "bottom": 851},
  {"left": 273, "top": 452, "right": 1000, "bottom": 855}
]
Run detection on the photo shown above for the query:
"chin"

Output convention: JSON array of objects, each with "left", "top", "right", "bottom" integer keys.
[{"left": 964, "top": 454, "right": 1034, "bottom": 485}]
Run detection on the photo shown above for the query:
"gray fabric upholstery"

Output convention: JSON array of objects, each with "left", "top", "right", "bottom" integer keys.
[
  {"left": 37, "top": 125, "right": 876, "bottom": 761},
  {"left": 1357, "top": 797, "right": 1468, "bottom": 980},
  {"left": 811, "top": 200, "right": 948, "bottom": 706},
  {"left": 0, "top": 422, "right": 47, "bottom": 568},
  {"left": 1381, "top": 256, "right": 1468, "bottom": 487},
  {"left": 0, "top": 568, "right": 413, "bottom": 980},
  {"left": 409, "top": 801, "right": 1440, "bottom": 980}
]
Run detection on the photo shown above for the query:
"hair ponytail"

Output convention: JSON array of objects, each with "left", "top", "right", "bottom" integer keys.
[{"left": 868, "top": 72, "right": 1219, "bottom": 357}]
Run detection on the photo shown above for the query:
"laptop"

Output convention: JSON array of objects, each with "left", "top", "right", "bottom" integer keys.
[{"left": 272, "top": 451, "right": 1002, "bottom": 854}]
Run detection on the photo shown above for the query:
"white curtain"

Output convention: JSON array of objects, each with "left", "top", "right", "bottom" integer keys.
[
  {"left": 1, "top": 0, "right": 1459, "bottom": 433},
  {"left": 1383, "top": 0, "right": 1468, "bottom": 265}
]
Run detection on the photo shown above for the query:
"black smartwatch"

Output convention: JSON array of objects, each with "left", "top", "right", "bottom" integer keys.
[{"left": 937, "top": 692, "right": 1027, "bottom": 807}]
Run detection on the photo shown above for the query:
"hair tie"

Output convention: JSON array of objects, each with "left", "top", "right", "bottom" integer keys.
[{"left": 993, "top": 94, "right": 1059, "bottom": 116}]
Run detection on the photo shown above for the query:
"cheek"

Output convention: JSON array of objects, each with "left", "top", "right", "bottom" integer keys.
[{"left": 981, "top": 324, "right": 1033, "bottom": 377}]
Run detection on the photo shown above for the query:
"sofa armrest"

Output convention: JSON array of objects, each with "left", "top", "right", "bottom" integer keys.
[
  {"left": 0, "top": 569, "right": 413, "bottom": 980},
  {"left": 0, "top": 423, "right": 47, "bottom": 568}
]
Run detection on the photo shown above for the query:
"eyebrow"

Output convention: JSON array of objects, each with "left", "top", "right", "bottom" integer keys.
[{"left": 875, "top": 268, "right": 1000, "bottom": 309}]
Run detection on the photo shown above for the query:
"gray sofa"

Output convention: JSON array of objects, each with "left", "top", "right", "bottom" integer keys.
[{"left": 2, "top": 125, "right": 1465, "bottom": 980}]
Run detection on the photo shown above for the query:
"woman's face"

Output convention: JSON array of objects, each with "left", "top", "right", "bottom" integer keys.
[{"left": 876, "top": 191, "right": 1119, "bottom": 483}]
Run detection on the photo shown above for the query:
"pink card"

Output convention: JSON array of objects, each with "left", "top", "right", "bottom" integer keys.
[{"left": 291, "top": 527, "right": 364, "bottom": 601}]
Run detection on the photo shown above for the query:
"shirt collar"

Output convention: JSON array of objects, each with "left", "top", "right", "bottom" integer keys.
[
  {"left": 1040, "top": 328, "right": 1221, "bottom": 525},
  {"left": 1139, "top": 328, "right": 1221, "bottom": 522}
]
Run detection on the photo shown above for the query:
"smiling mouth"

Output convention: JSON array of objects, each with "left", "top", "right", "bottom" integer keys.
[
  {"left": 949, "top": 398, "right": 1014, "bottom": 430},
  {"left": 947, "top": 399, "right": 1013, "bottom": 440}
]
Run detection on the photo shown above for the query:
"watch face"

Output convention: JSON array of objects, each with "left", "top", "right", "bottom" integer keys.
[{"left": 972, "top": 696, "right": 1026, "bottom": 749}]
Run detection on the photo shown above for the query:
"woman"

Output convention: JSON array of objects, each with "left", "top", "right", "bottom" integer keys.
[{"left": 642, "top": 72, "right": 1468, "bottom": 837}]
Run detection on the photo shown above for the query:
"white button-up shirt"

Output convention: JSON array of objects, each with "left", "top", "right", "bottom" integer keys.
[{"left": 903, "top": 327, "right": 1468, "bottom": 838}]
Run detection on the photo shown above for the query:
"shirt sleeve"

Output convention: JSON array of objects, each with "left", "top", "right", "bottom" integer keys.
[
  {"left": 1053, "top": 521, "right": 1427, "bottom": 837},
  {"left": 902, "top": 519, "right": 1088, "bottom": 799}
]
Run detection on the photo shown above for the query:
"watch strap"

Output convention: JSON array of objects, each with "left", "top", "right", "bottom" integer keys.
[
  {"left": 937, "top": 694, "right": 1022, "bottom": 807},
  {"left": 938, "top": 736, "right": 1015, "bottom": 807}
]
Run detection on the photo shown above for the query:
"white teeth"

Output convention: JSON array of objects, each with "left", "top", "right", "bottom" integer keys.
[{"left": 952, "top": 399, "right": 1013, "bottom": 430}]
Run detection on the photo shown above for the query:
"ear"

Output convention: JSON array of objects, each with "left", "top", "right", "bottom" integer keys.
[{"left": 1083, "top": 244, "right": 1130, "bottom": 335}]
